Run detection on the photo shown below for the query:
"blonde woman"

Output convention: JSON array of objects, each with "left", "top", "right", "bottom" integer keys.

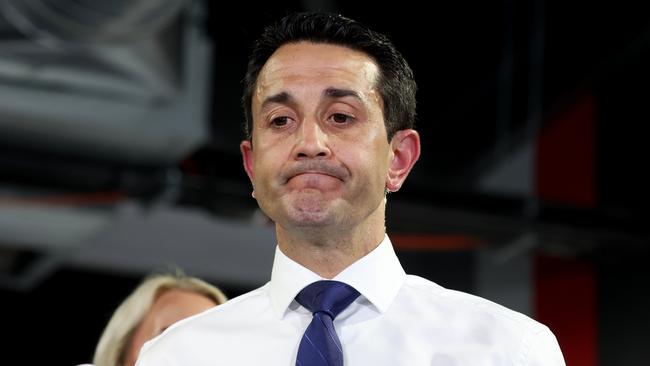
[{"left": 89, "top": 272, "right": 227, "bottom": 366}]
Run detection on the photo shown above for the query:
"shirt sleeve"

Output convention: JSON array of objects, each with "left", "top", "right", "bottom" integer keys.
[
  {"left": 135, "top": 338, "right": 169, "bottom": 366},
  {"left": 521, "top": 326, "right": 566, "bottom": 366}
]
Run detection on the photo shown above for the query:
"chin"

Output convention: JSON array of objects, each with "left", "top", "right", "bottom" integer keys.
[
  {"left": 276, "top": 192, "right": 343, "bottom": 227},
  {"left": 286, "top": 207, "right": 334, "bottom": 227}
]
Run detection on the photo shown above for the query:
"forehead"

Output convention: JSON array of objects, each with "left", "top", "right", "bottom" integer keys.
[{"left": 254, "top": 42, "right": 381, "bottom": 101}]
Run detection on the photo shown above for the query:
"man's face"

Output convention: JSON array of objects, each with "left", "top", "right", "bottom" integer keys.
[{"left": 241, "top": 42, "right": 392, "bottom": 231}]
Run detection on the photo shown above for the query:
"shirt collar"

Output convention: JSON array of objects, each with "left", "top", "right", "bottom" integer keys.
[{"left": 269, "top": 234, "right": 406, "bottom": 319}]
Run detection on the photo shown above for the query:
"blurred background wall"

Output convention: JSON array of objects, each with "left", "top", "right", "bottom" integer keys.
[{"left": 0, "top": 0, "right": 648, "bottom": 364}]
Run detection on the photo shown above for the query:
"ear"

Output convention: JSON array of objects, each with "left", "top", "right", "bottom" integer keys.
[
  {"left": 386, "top": 129, "right": 421, "bottom": 192},
  {"left": 240, "top": 140, "right": 255, "bottom": 183}
]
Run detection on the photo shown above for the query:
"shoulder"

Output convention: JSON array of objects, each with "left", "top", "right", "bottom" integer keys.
[
  {"left": 137, "top": 283, "right": 272, "bottom": 363},
  {"left": 400, "top": 275, "right": 564, "bottom": 363},
  {"left": 173, "top": 281, "right": 271, "bottom": 329},
  {"left": 402, "top": 274, "right": 548, "bottom": 332},
  {"left": 397, "top": 275, "right": 564, "bottom": 364}
]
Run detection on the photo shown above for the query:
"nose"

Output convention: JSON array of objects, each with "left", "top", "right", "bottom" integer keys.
[{"left": 293, "top": 118, "right": 331, "bottom": 159}]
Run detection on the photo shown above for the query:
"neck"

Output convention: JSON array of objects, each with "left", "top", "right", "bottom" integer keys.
[{"left": 276, "top": 208, "right": 386, "bottom": 279}]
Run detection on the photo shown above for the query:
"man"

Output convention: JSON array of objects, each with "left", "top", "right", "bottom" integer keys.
[{"left": 137, "top": 12, "right": 565, "bottom": 365}]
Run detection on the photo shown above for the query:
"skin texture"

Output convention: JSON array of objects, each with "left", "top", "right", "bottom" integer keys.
[
  {"left": 122, "top": 289, "right": 216, "bottom": 366},
  {"left": 241, "top": 42, "right": 420, "bottom": 278}
]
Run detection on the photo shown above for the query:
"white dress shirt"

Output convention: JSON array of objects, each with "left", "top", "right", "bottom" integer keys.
[{"left": 136, "top": 235, "right": 565, "bottom": 365}]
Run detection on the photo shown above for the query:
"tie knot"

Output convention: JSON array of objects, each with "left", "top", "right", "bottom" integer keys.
[{"left": 295, "top": 280, "right": 360, "bottom": 319}]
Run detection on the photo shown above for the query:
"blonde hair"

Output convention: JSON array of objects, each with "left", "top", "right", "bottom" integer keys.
[{"left": 92, "top": 272, "right": 227, "bottom": 366}]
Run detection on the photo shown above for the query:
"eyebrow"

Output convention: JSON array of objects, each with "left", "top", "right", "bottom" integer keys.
[
  {"left": 323, "top": 87, "right": 363, "bottom": 101},
  {"left": 260, "top": 88, "right": 363, "bottom": 111},
  {"left": 260, "top": 91, "right": 294, "bottom": 110}
]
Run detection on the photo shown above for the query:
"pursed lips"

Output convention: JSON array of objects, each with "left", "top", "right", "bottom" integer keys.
[
  {"left": 294, "top": 170, "right": 338, "bottom": 178},
  {"left": 281, "top": 162, "right": 349, "bottom": 184},
  {"left": 288, "top": 171, "right": 340, "bottom": 186}
]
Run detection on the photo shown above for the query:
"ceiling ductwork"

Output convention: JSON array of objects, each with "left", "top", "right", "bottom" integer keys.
[
  {"left": 0, "top": 0, "right": 213, "bottom": 290},
  {"left": 0, "top": 0, "right": 188, "bottom": 44},
  {"left": 0, "top": 0, "right": 210, "bottom": 164}
]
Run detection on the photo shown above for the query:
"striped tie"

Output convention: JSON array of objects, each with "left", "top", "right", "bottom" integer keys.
[{"left": 295, "top": 280, "right": 360, "bottom": 366}]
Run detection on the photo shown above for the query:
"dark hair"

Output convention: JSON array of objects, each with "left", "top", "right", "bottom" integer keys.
[{"left": 241, "top": 12, "right": 417, "bottom": 141}]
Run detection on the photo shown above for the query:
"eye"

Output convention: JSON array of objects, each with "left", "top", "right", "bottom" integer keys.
[
  {"left": 329, "top": 113, "right": 354, "bottom": 124},
  {"left": 270, "top": 116, "right": 291, "bottom": 127}
]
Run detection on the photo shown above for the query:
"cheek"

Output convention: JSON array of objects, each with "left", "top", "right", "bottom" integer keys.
[
  {"left": 337, "top": 140, "right": 386, "bottom": 177},
  {"left": 252, "top": 145, "right": 287, "bottom": 181},
  {"left": 124, "top": 325, "right": 150, "bottom": 363}
]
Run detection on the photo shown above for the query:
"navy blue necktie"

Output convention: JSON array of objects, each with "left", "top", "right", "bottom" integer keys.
[{"left": 295, "top": 280, "right": 360, "bottom": 366}]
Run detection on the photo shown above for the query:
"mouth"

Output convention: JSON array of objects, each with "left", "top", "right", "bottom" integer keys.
[
  {"left": 285, "top": 172, "right": 343, "bottom": 191},
  {"left": 281, "top": 162, "right": 348, "bottom": 184},
  {"left": 293, "top": 171, "right": 339, "bottom": 180}
]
